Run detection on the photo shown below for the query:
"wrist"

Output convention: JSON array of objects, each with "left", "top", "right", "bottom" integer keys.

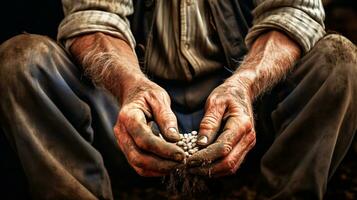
[
  {"left": 225, "top": 71, "right": 257, "bottom": 100},
  {"left": 112, "top": 70, "right": 149, "bottom": 100},
  {"left": 70, "top": 32, "right": 147, "bottom": 99}
]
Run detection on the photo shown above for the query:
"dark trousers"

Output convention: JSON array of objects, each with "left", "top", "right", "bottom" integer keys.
[{"left": 0, "top": 34, "right": 356, "bottom": 200}]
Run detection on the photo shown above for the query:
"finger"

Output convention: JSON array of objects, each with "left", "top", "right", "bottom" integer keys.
[
  {"left": 187, "top": 115, "right": 252, "bottom": 166},
  {"left": 146, "top": 92, "right": 180, "bottom": 142},
  {"left": 187, "top": 142, "right": 229, "bottom": 167},
  {"left": 197, "top": 96, "right": 227, "bottom": 146},
  {"left": 121, "top": 107, "right": 185, "bottom": 162},
  {"left": 114, "top": 124, "right": 181, "bottom": 176},
  {"left": 208, "top": 130, "right": 256, "bottom": 177},
  {"left": 217, "top": 114, "right": 252, "bottom": 146},
  {"left": 189, "top": 130, "right": 256, "bottom": 177}
]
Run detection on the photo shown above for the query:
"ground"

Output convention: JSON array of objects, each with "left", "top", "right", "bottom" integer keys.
[{"left": 113, "top": 139, "right": 357, "bottom": 199}]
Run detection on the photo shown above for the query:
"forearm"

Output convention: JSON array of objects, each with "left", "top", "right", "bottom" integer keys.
[
  {"left": 70, "top": 32, "right": 146, "bottom": 101},
  {"left": 228, "top": 30, "right": 301, "bottom": 99}
]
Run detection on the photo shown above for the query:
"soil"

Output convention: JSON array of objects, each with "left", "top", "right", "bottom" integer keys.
[{"left": 113, "top": 139, "right": 357, "bottom": 200}]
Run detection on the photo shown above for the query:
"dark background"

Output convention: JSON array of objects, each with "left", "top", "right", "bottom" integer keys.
[{"left": 0, "top": 0, "right": 356, "bottom": 199}]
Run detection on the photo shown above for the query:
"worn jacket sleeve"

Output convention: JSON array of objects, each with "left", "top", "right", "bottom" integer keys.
[
  {"left": 57, "top": 0, "right": 135, "bottom": 50},
  {"left": 245, "top": 0, "right": 326, "bottom": 53}
]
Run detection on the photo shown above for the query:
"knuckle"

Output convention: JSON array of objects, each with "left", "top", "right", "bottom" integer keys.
[
  {"left": 141, "top": 89, "right": 151, "bottom": 97},
  {"left": 207, "top": 94, "right": 226, "bottom": 107},
  {"left": 134, "top": 168, "right": 147, "bottom": 177},
  {"left": 201, "top": 115, "right": 219, "bottom": 128},
  {"left": 152, "top": 88, "right": 169, "bottom": 100},
  {"left": 236, "top": 117, "right": 252, "bottom": 134},
  {"left": 246, "top": 131, "right": 256, "bottom": 144},
  {"left": 129, "top": 157, "right": 140, "bottom": 167},
  {"left": 147, "top": 90, "right": 157, "bottom": 99},
  {"left": 128, "top": 152, "right": 140, "bottom": 166},
  {"left": 237, "top": 125, "right": 246, "bottom": 135},
  {"left": 224, "top": 159, "right": 237, "bottom": 174},
  {"left": 221, "top": 143, "right": 233, "bottom": 156},
  {"left": 206, "top": 96, "right": 217, "bottom": 107},
  {"left": 118, "top": 107, "right": 131, "bottom": 121},
  {"left": 158, "top": 110, "right": 175, "bottom": 121},
  {"left": 242, "top": 117, "right": 253, "bottom": 131},
  {"left": 159, "top": 89, "right": 170, "bottom": 98},
  {"left": 113, "top": 127, "right": 122, "bottom": 141},
  {"left": 241, "top": 116, "right": 251, "bottom": 127},
  {"left": 113, "top": 125, "right": 120, "bottom": 134}
]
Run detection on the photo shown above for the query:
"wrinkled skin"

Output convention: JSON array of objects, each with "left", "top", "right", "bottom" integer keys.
[
  {"left": 114, "top": 77, "right": 186, "bottom": 176},
  {"left": 71, "top": 30, "right": 300, "bottom": 177},
  {"left": 71, "top": 33, "right": 185, "bottom": 177},
  {"left": 186, "top": 79, "right": 256, "bottom": 177},
  {"left": 186, "top": 30, "right": 301, "bottom": 177}
]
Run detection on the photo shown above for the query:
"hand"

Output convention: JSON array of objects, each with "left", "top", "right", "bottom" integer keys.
[
  {"left": 186, "top": 30, "right": 301, "bottom": 177},
  {"left": 70, "top": 33, "right": 186, "bottom": 177},
  {"left": 187, "top": 78, "right": 256, "bottom": 177},
  {"left": 113, "top": 76, "right": 186, "bottom": 177}
]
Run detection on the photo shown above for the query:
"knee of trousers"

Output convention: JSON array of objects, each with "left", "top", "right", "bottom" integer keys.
[
  {"left": 303, "top": 34, "right": 357, "bottom": 97},
  {"left": 0, "top": 34, "right": 62, "bottom": 92}
]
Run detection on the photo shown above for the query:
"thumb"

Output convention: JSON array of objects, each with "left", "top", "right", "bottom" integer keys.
[{"left": 198, "top": 101, "right": 226, "bottom": 146}]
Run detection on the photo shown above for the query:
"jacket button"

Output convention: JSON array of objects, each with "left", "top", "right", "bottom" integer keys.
[{"left": 184, "top": 43, "right": 190, "bottom": 49}]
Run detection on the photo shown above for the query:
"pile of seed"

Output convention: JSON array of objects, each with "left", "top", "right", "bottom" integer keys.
[{"left": 176, "top": 131, "right": 200, "bottom": 157}]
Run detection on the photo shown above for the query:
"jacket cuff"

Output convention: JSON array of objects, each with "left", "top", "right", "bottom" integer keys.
[
  {"left": 245, "top": 7, "right": 326, "bottom": 53},
  {"left": 57, "top": 10, "right": 136, "bottom": 51}
]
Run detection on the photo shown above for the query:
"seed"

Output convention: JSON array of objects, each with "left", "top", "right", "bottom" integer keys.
[
  {"left": 175, "top": 130, "right": 201, "bottom": 156},
  {"left": 191, "top": 149, "right": 198, "bottom": 154},
  {"left": 177, "top": 141, "right": 184, "bottom": 146},
  {"left": 188, "top": 149, "right": 196, "bottom": 154}
]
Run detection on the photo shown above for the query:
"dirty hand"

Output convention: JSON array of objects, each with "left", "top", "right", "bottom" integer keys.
[
  {"left": 185, "top": 30, "right": 302, "bottom": 177},
  {"left": 113, "top": 76, "right": 186, "bottom": 176},
  {"left": 187, "top": 78, "right": 256, "bottom": 177},
  {"left": 70, "top": 32, "right": 186, "bottom": 177}
]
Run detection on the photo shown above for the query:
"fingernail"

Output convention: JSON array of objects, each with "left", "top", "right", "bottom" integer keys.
[
  {"left": 174, "top": 152, "right": 185, "bottom": 162},
  {"left": 197, "top": 136, "right": 208, "bottom": 145},
  {"left": 168, "top": 127, "right": 180, "bottom": 140},
  {"left": 169, "top": 127, "right": 177, "bottom": 134}
]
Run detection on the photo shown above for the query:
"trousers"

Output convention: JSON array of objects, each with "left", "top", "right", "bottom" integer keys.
[{"left": 0, "top": 33, "right": 356, "bottom": 200}]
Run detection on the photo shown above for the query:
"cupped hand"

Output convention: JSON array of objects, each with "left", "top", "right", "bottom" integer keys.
[
  {"left": 114, "top": 76, "right": 186, "bottom": 177},
  {"left": 187, "top": 78, "right": 256, "bottom": 177}
]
